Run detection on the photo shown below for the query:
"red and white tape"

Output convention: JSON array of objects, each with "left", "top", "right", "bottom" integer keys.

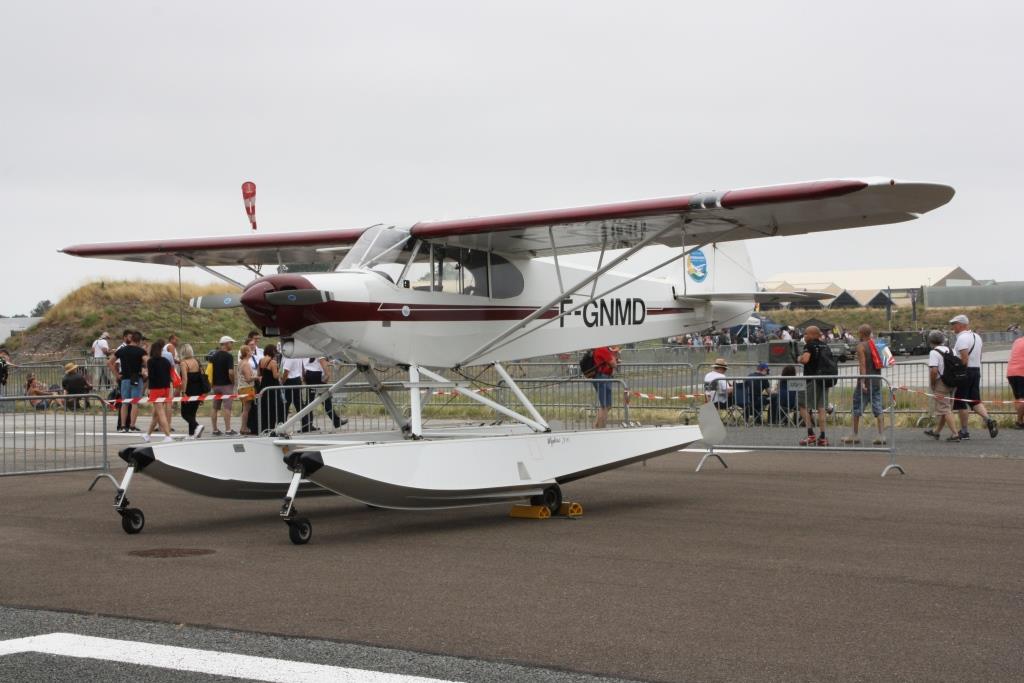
[{"left": 107, "top": 393, "right": 244, "bottom": 406}]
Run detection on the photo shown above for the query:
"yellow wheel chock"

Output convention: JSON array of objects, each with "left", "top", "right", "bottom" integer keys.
[
  {"left": 508, "top": 501, "right": 583, "bottom": 519},
  {"left": 509, "top": 504, "right": 551, "bottom": 519},
  {"left": 558, "top": 501, "right": 583, "bottom": 517}
]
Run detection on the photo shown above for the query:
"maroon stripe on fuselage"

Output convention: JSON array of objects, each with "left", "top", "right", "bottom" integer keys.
[{"left": 271, "top": 301, "right": 690, "bottom": 326}]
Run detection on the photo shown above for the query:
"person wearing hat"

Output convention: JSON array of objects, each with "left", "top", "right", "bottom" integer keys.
[
  {"left": 61, "top": 361, "right": 93, "bottom": 410},
  {"left": 91, "top": 331, "right": 112, "bottom": 391},
  {"left": 949, "top": 314, "right": 998, "bottom": 439},
  {"left": 703, "top": 358, "right": 732, "bottom": 410},
  {"left": 210, "top": 335, "right": 238, "bottom": 436}
]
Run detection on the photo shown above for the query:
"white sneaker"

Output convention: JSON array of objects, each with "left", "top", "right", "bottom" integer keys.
[
  {"left": 141, "top": 434, "right": 151, "bottom": 443},
  {"left": 162, "top": 436, "right": 174, "bottom": 443},
  {"left": 193, "top": 424, "right": 205, "bottom": 440}
]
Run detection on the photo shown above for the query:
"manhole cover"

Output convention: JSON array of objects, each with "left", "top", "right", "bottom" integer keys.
[{"left": 127, "top": 548, "right": 216, "bottom": 558}]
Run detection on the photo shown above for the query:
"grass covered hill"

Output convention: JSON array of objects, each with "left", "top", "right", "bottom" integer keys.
[{"left": 5, "top": 281, "right": 252, "bottom": 361}]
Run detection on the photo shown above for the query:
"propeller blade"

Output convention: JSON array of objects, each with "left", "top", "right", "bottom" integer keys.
[
  {"left": 265, "top": 289, "right": 334, "bottom": 306},
  {"left": 189, "top": 294, "right": 243, "bottom": 309}
]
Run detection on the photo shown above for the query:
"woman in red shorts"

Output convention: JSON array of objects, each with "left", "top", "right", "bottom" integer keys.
[{"left": 144, "top": 339, "right": 174, "bottom": 443}]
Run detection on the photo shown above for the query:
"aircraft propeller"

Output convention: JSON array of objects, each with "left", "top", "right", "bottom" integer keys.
[
  {"left": 189, "top": 294, "right": 243, "bottom": 310},
  {"left": 189, "top": 289, "right": 333, "bottom": 310}
]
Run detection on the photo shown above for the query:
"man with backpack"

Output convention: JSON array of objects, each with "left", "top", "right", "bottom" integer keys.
[
  {"left": 923, "top": 330, "right": 961, "bottom": 441},
  {"left": 950, "top": 314, "right": 998, "bottom": 439},
  {"left": 797, "top": 326, "right": 836, "bottom": 446}
]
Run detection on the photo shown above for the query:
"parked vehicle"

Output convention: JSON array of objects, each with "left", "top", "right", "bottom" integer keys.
[{"left": 881, "top": 331, "right": 929, "bottom": 356}]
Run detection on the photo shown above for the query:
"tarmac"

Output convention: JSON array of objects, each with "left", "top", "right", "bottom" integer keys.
[{"left": 0, "top": 427, "right": 1022, "bottom": 681}]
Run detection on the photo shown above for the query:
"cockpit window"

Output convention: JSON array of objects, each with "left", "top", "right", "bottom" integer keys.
[
  {"left": 405, "top": 245, "right": 524, "bottom": 298},
  {"left": 339, "top": 226, "right": 413, "bottom": 270}
]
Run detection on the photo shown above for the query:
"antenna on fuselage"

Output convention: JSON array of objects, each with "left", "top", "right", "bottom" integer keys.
[{"left": 242, "top": 181, "right": 257, "bottom": 231}]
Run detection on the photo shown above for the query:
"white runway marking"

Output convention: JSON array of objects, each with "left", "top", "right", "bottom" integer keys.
[{"left": 0, "top": 632, "right": 456, "bottom": 682}]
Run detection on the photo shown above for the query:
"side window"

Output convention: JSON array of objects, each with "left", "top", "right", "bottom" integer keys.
[
  {"left": 489, "top": 253, "right": 524, "bottom": 299},
  {"left": 401, "top": 244, "right": 524, "bottom": 298},
  {"left": 406, "top": 247, "right": 433, "bottom": 291}
]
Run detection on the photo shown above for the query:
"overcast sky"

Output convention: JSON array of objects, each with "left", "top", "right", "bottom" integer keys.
[{"left": 2, "top": 1, "right": 1020, "bottom": 316}]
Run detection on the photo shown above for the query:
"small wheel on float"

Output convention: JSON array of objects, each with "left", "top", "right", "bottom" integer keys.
[
  {"left": 121, "top": 508, "right": 145, "bottom": 534},
  {"left": 530, "top": 484, "right": 563, "bottom": 516},
  {"left": 287, "top": 517, "right": 312, "bottom": 545}
]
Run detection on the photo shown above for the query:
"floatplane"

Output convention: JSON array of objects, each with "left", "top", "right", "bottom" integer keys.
[{"left": 64, "top": 177, "right": 953, "bottom": 544}]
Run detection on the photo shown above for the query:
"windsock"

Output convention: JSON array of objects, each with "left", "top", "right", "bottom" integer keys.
[{"left": 242, "top": 181, "right": 257, "bottom": 231}]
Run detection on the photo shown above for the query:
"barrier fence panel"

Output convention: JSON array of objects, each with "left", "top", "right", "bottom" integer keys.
[
  {"left": 254, "top": 370, "right": 637, "bottom": 435},
  {"left": 635, "top": 373, "right": 903, "bottom": 476},
  {"left": 0, "top": 393, "right": 109, "bottom": 477}
]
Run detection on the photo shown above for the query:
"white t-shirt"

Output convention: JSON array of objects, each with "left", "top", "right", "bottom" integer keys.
[
  {"left": 161, "top": 344, "right": 177, "bottom": 366},
  {"left": 703, "top": 370, "right": 730, "bottom": 404},
  {"left": 953, "top": 330, "right": 983, "bottom": 368},
  {"left": 281, "top": 357, "right": 305, "bottom": 382},
  {"left": 928, "top": 345, "right": 949, "bottom": 377},
  {"left": 781, "top": 329, "right": 792, "bottom": 341},
  {"left": 302, "top": 358, "right": 323, "bottom": 374},
  {"left": 92, "top": 338, "right": 109, "bottom": 358}
]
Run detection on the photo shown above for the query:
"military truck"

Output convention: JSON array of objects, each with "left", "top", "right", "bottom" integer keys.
[{"left": 880, "top": 330, "right": 929, "bottom": 356}]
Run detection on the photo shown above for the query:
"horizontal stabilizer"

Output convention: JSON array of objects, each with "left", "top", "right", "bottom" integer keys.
[{"left": 674, "top": 291, "right": 833, "bottom": 305}]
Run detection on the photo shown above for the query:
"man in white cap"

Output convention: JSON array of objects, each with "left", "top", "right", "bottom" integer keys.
[
  {"left": 210, "top": 335, "right": 237, "bottom": 436},
  {"left": 949, "top": 314, "right": 998, "bottom": 439}
]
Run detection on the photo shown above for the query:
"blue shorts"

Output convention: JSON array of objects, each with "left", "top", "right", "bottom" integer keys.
[
  {"left": 852, "top": 377, "right": 883, "bottom": 417},
  {"left": 120, "top": 379, "right": 144, "bottom": 400},
  {"left": 592, "top": 377, "right": 613, "bottom": 408}
]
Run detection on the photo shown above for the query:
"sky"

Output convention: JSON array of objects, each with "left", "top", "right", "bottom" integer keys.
[{"left": 1, "top": 1, "right": 1020, "bottom": 316}]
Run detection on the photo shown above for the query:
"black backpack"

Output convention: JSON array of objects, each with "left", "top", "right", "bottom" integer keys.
[
  {"left": 579, "top": 351, "right": 597, "bottom": 379},
  {"left": 939, "top": 346, "right": 969, "bottom": 389},
  {"left": 808, "top": 342, "right": 839, "bottom": 387}
]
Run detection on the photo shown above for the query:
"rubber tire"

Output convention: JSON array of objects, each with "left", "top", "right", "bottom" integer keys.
[
  {"left": 121, "top": 508, "right": 145, "bottom": 535},
  {"left": 531, "top": 485, "right": 563, "bottom": 516},
  {"left": 288, "top": 517, "right": 312, "bottom": 545}
]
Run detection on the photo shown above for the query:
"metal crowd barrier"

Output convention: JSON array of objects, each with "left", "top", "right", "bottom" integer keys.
[
  {"left": 255, "top": 374, "right": 636, "bottom": 435},
  {"left": 684, "top": 374, "right": 903, "bottom": 477},
  {"left": 0, "top": 393, "right": 110, "bottom": 478}
]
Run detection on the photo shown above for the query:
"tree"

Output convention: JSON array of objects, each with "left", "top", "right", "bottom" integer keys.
[{"left": 29, "top": 300, "right": 53, "bottom": 317}]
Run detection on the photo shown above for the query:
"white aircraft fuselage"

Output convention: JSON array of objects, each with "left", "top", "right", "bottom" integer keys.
[{"left": 248, "top": 243, "right": 756, "bottom": 367}]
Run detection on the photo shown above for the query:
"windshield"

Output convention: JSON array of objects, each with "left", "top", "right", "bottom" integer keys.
[{"left": 339, "top": 225, "right": 412, "bottom": 270}]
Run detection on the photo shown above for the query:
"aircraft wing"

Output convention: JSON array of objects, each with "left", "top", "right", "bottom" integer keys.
[
  {"left": 61, "top": 177, "right": 953, "bottom": 266},
  {"left": 411, "top": 177, "right": 953, "bottom": 256},
  {"left": 61, "top": 227, "right": 368, "bottom": 267}
]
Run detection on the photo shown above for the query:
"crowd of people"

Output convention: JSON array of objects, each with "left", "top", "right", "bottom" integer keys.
[
  {"left": 667, "top": 324, "right": 860, "bottom": 350},
  {"left": 692, "top": 313, "right": 1022, "bottom": 444},
  {"left": 86, "top": 329, "right": 348, "bottom": 440}
]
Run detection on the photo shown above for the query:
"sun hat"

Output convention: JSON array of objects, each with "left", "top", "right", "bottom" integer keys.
[
  {"left": 219, "top": 335, "right": 236, "bottom": 344},
  {"left": 64, "top": 362, "right": 78, "bottom": 373},
  {"left": 713, "top": 357, "right": 728, "bottom": 369},
  {"left": 948, "top": 314, "right": 969, "bottom": 325}
]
